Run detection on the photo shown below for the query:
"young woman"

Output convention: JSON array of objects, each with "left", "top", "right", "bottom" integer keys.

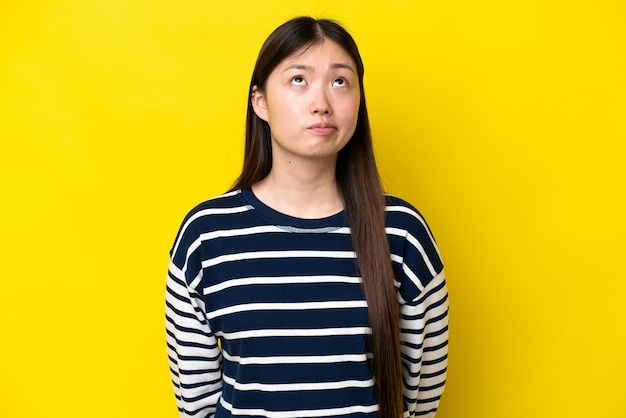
[{"left": 166, "top": 16, "right": 449, "bottom": 418}]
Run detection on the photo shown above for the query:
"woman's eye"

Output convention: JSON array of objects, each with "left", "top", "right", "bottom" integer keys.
[
  {"left": 291, "top": 76, "right": 306, "bottom": 85},
  {"left": 333, "top": 78, "right": 347, "bottom": 87}
]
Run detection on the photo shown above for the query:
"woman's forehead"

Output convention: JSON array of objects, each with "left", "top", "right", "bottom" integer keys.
[{"left": 278, "top": 39, "right": 356, "bottom": 70}]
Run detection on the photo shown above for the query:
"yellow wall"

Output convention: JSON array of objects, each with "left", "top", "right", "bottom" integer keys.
[{"left": 1, "top": 1, "right": 624, "bottom": 417}]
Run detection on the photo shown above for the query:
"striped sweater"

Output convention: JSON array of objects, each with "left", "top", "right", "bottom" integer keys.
[{"left": 166, "top": 188, "right": 449, "bottom": 418}]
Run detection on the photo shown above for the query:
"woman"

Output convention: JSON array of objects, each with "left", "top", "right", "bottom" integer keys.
[{"left": 166, "top": 16, "right": 449, "bottom": 418}]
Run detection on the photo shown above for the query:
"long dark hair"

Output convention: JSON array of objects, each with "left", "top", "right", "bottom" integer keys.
[{"left": 232, "top": 17, "right": 402, "bottom": 418}]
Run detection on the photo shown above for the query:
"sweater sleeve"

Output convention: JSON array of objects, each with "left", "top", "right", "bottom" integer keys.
[
  {"left": 400, "top": 270, "right": 449, "bottom": 418},
  {"left": 387, "top": 200, "right": 449, "bottom": 417},
  {"left": 165, "top": 218, "right": 223, "bottom": 417}
]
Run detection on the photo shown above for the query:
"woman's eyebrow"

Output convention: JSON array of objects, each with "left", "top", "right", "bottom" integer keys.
[
  {"left": 282, "top": 63, "right": 356, "bottom": 73},
  {"left": 283, "top": 64, "right": 313, "bottom": 72},
  {"left": 332, "top": 63, "right": 356, "bottom": 72}
]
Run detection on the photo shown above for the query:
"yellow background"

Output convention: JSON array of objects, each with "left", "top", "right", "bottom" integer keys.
[{"left": 1, "top": 1, "right": 625, "bottom": 417}]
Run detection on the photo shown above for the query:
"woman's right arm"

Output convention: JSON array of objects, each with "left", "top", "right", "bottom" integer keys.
[{"left": 165, "top": 221, "right": 222, "bottom": 417}]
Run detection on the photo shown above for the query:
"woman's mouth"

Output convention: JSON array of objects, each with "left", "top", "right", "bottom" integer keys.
[{"left": 308, "top": 122, "right": 336, "bottom": 135}]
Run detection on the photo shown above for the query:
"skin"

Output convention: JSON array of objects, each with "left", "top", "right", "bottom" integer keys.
[{"left": 250, "top": 39, "right": 361, "bottom": 218}]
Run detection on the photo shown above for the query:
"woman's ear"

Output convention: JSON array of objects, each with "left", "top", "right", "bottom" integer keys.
[{"left": 251, "top": 86, "right": 268, "bottom": 122}]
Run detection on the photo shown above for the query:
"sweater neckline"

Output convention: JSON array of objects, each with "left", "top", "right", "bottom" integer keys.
[{"left": 240, "top": 188, "right": 347, "bottom": 232}]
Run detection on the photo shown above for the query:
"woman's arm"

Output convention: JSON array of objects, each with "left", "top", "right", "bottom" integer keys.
[
  {"left": 400, "top": 270, "right": 449, "bottom": 418},
  {"left": 166, "top": 223, "right": 223, "bottom": 417}
]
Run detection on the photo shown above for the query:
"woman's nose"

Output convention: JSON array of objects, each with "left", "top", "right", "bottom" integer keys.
[{"left": 310, "top": 88, "right": 332, "bottom": 115}]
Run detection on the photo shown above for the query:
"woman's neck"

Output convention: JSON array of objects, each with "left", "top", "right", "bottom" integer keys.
[{"left": 251, "top": 157, "right": 344, "bottom": 219}]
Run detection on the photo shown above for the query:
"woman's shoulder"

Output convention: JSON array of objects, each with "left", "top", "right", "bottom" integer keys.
[
  {"left": 174, "top": 189, "right": 250, "bottom": 237},
  {"left": 169, "top": 189, "right": 249, "bottom": 256},
  {"left": 181, "top": 189, "right": 247, "bottom": 222},
  {"left": 384, "top": 193, "right": 444, "bottom": 296},
  {"left": 384, "top": 194, "right": 431, "bottom": 229},
  {"left": 383, "top": 193, "right": 441, "bottom": 249}
]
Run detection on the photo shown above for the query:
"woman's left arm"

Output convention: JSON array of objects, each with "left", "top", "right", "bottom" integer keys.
[
  {"left": 400, "top": 270, "right": 449, "bottom": 418},
  {"left": 386, "top": 199, "right": 449, "bottom": 416}
]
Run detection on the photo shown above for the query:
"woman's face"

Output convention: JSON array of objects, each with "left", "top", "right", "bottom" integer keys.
[{"left": 251, "top": 39, "right": 360, "bottom": 165}]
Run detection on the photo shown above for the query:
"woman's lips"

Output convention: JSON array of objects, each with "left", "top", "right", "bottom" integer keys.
[{"left": 308, "top": 122, "right": 336, "bottom": 135}]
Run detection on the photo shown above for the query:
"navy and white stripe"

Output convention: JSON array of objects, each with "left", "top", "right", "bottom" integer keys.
[{"left": 166, "top": 188, "right": 448, "bottom": 418}]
